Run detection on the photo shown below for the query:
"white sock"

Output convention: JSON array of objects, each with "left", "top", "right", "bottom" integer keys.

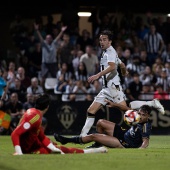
[
  {"left": 129, "top": 100, "right": 154, "bottom": 110},
  {"left": 80, "top": 117, "right": 95, "bottom": 137},
  {"left": 83, "top": 147, "right": 107, "bottom": 154}
]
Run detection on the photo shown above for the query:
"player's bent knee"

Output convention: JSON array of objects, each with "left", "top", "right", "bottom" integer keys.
[
  {"left": 96, "top": 119, "right": 105, "bottom": 126},
  {"left": 90, "top": 133, "right": 100, "bottom": 141}
]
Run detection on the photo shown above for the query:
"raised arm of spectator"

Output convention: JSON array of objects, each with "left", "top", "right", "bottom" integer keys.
[
  {"left": 54, "top": 26, "right": 67, "bottom": 42},
  {"left": 34, "top": 23, "right": 44, "bottom": 43}
]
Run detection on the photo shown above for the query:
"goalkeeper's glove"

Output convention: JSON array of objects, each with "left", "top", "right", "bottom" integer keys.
[
  {"left": 47, "top": 143, "right": 65, "bottom": 154},
  {"left": 13, "top": 145, "right": 23, "bottom": 155}
]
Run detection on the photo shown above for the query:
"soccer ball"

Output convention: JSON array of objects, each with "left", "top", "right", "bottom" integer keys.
[{"left": 124, "top": 110, "right": 140, "bottom": 126}]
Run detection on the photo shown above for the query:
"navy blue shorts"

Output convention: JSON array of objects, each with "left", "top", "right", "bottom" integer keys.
[{"left": 113, "top": 124, "right": 130, "bottom": 148}]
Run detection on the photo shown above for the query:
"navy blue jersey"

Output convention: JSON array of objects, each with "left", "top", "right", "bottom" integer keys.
[{"left": 124, "top": 120, "right": 152, "bottom": 148}]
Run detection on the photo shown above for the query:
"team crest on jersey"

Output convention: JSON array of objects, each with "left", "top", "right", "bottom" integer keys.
[
  {"left": 57, "top": 105, "right": 77, "bottom": 129},
  {"left": 23, "top": 122, "right": 31, "bottom": 129}
]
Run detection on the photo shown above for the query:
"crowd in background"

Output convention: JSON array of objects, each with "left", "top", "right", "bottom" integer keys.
[{"left": 1, "top": 8, "right": 170, "bottom": 135}]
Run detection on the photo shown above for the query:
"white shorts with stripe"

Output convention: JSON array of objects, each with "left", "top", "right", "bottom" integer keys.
[{"left": 94, "top": 80, "right": 126, "bottom": 105}]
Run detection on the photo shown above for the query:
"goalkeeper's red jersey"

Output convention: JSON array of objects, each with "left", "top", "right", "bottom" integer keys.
[{"left": 11, "top": 108, "right": 51, "bottom": 153}]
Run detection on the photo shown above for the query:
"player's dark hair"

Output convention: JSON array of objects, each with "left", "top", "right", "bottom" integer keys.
[
  {"left": 35, "top": 94, "right": 50, "bottom": 110},
  {"left": 99, "top": 30, "right": 113, "bottom": 41},
  {"left": 139, "top": 105, "right": 152, "bottom": 115}
]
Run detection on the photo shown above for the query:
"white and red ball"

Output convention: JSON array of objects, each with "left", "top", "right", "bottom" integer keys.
[{"left": 124, "top": 110, "right": 140, "bottom": 126}]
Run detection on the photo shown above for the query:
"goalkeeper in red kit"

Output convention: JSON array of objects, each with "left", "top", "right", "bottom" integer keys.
[{"left": 11, "top": 94, "right": 107, "bottom": 155}]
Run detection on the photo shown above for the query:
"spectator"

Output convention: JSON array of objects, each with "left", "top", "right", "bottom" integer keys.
[
  {"left": 8, "top": 78, "right": 26, "bottom": 103},
  {"left": 5, "top": 92, "right": 23, "bottom": 132},
  {"left": 126, "top": 56, "right": 145, "bottom": 75},
  {"left": 153, "top": 84, "right": 169, "bottom": 100},
  {"left": 122, "top": 48, "right": 133, "bottom": 65},
  {"left": 34, "top": 23, "right": 67, "bottom": 88},
  {"left": 152, "top": 57, "right": 164, "bottom": 74},
  {"left": 139, "top": 84, "right": 154, "bottom": 100},
  {"left": 126, "top": 72, "right": 143, "bottom": 100},
  {"left": 80, "top": 45, "right": 99, "bottom": 76},
  {"left": 19, "top": 55, "right": 30, "bottom": 77},
  {"left": 155, "top": 68, "right": 170, "bottom": 92},
  {"left": 123, "top": 70, "right": 133, "bottom": 90},
  {"left": 16, "top": 66, "right": 31, "bottom": 89},
  {"left": 56, "top": 63, "right": 73, "bottom": 85},
  {"left": 57, "top": 32, "right": 74, "bottom": 72},
  {"left": 69, "top": 80, "right": 87, "bottom": 101},
  {"left": 23, "top": 93, "right": 35, "bottom": 111},
  {"left": 161, "top": 43, "right": 170, "bottom": 63},
  {"left": 75, "top": 62, "right": 88, "bottom": 82},
  {"left": 164, "top": 62, "right": 170, "bottom": 77},
  {"left": 72, "top": 50, "right": 84, "bottom": 72},
  {"left": 26, "top": 77, "right": 44, "bottom": 97},
  {"left": 55, "top": 74, "right": 67, "bottom": 93},
  {"left": 61, "top": 78, "right": 75, "bottom": 102},
  {"left": 143, "top": 23, "right": 164, "bottom": 66},
  {"left": 139, "top": 66, "right": 157, "bottom": 86},
  {"left": 139, "top": 50, "right": 150, "bottom": 67},
  {"left": 0, "top": 68, "right": 8, "bottom": 101},
  {"left": 7, "top": 61, "right": 16, "bottom": 89}
]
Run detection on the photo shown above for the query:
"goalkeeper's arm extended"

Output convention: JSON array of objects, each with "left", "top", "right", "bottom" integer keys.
[{"left": 14, "top": 145, "right": 23, "bottom": 155}]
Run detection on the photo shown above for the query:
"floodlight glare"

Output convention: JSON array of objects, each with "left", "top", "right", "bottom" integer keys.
[{"left": 78, "top": 12, "right": 92, "bottom": 17}]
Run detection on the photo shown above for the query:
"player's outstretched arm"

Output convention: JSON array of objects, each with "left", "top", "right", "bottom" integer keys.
[{"left": 139, "top": 138, "right": 149, "bottom": 149}]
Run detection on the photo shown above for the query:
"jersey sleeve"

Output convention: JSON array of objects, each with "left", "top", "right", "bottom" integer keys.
[
  {"left": 141, "top": 122, "right": 152, "bottom": 139},
  {"left": 38, "top": 128, "right": 51, "bottom": 147},
  {"left": 107, "top": 48, "right": 118, "bottom": 63},
  {"left": 11, "top": 109, "right": 41, "bottom": 147}
]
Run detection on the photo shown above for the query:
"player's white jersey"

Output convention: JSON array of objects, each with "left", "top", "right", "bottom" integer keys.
[{"left": 100, "top": 46, "right": 122, "bottom": 87}]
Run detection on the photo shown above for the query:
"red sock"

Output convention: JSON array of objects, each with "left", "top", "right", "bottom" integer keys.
[{"left": 59, "top": 145, "right": 84, "bottom": 154}]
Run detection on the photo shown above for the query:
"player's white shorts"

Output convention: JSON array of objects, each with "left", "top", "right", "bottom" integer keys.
[{"left": 94, "top": 81, "right": 126, "bottom": 105}]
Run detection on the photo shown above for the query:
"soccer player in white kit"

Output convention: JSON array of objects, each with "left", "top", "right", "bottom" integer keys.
[
  {"left": 80, "top": 30, "right": 128, "bottom": 137},
  {"left": 80, "top": 30, "right": 165, "bottom": 138}
]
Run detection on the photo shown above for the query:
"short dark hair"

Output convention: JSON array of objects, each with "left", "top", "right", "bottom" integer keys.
[
  {"left": 35, "top": 94, "right": 50, "bottom": 110},
  {"left": 99, "top": 30, "right": 113, "bottom": 41},
  {"left": 139, "top": 105, "right": 152, "bottom": 115}
]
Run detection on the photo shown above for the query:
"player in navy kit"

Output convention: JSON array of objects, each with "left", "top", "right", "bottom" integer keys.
[{"left": 54, "top": 103, "right": 152, "bottom": 149}]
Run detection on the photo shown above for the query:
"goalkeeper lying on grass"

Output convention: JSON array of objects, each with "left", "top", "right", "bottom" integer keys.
[{"left": 11, "top": 94, "right": 107, "bottom": 155}]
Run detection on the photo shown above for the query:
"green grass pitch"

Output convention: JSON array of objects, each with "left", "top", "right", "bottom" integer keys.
[{"left": 0, "top": 135, "right": 170, "bottom": 170}]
